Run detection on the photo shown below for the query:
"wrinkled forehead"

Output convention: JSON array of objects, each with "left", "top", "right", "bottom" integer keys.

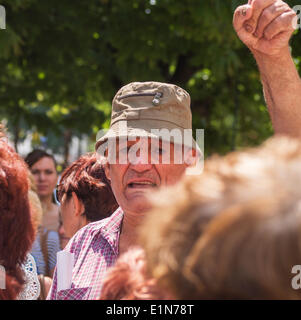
[
  {"left": 117, "top": 136, "right": 175, "bottom": 147},
  {"left": 96, "top": 130, "right": 203, "bottom": 173},
  {"left": 98, "top": 136, "right": 200, "bottom": 167},
  {"left": 106, "top": 137, "right": 194, "bottom": 155}
]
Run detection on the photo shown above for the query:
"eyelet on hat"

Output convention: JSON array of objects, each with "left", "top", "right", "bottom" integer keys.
[{"left": 152, "top": 92, "right": 163, "bottom": 106}]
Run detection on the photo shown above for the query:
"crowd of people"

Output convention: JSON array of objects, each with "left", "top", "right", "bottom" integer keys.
[{"left": 1, "top": 0, "right": 301, "bottom": 300}]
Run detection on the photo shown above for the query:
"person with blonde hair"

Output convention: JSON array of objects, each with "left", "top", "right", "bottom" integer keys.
[
  {"left": 28, "top": 175, "right": 53, "bottom": 299},
  {"left": 28, "top": 173, "right": 43, "bottom": 233},
  {"left": 140, "top": 136, "right": 301, "bottom": 300}
]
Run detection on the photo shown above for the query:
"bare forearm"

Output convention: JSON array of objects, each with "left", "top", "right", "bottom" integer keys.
[{"left": 254, "top": 48, "right": 301, "bottom": 137}]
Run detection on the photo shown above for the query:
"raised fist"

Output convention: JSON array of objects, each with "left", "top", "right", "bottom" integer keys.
[{"left": 233, "top": 0, "right": 297, "bottom": 57}]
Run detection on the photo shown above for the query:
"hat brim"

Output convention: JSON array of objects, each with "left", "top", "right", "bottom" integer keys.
[{"left": 95, "top": 120, "right": 201, "bottom": 154}]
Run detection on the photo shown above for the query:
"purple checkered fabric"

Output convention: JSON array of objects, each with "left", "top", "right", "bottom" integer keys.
[{"left": 47, "top": 207, "right": 124, "bottom": 300}]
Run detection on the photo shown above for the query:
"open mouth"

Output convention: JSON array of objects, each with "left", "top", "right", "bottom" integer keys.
[{"left": 128, "top": 181, "right": 157, "bottom": 189}]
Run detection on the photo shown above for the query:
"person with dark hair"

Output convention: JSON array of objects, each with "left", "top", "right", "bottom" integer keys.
[
  {"left": 56, "top": 153, "right": 118, "bottom": 239},
  {"left": 25, "top": 149, "right": 59, "bottom": 231},
  {"left": 25, "top": 149, "right": 60, "bottom": 278},
  {"left": 0, "top": 133, "right": 37, "bottom": 299}
]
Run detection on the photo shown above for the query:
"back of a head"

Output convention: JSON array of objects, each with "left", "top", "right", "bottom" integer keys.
[
  {"left": 139, "top": 174, "right": 220, "bottom": 299},
  {"left": 100, "top": 247, "right": 166, "bottom": 300},
  {"left": 186, "top": 197, "right": 301, "bottom": 299},
  {"left": 0, "top": 134, "right": 35, "bottom": 299},
  {"left": 58, "top": 153, "right": 118, "bottom": 222},
  {"left": 140, "top": 136, "right": 301, "bottom": 299}
]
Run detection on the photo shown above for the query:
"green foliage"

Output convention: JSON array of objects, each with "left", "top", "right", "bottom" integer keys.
[{"left": 0, "top": 0, "right": 300, "bottom": 156}]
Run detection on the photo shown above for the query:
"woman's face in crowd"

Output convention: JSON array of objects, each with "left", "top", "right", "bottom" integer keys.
[{"left": 30, "top": 157, "right": 58, "bottom": 198}]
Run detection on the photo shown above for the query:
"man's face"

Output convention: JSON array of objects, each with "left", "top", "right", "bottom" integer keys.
[{"left": 104, "top": 137, "right": 188, "bottom": 216}]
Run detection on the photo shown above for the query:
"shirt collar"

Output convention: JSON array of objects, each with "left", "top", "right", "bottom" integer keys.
[{"left": 95, "top": 207, "right": 124, "bottom": 256}]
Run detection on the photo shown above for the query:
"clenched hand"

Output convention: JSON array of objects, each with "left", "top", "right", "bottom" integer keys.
[{"left": 233, "top": 0, "right": 297, "bottom": 57}]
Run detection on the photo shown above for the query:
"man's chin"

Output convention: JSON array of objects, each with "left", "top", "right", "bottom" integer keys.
[
  {"left": 122, "top": 190, "right": 154, "bottom": 214},
  {"left": 126, "top": 199, "right": 152, "bottom": 215},
  {"left": 125, "top": 189, "right": 152, "bottom": 201},
  {"left": 131, "top": 200, "right": 152, "bottom": 214}
]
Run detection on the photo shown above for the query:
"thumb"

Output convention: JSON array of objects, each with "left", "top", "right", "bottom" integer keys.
[{"left": 233, "top": 4, "right": 253, "bottom": 33}]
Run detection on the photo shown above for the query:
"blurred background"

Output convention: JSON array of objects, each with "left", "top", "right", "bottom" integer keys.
[{"left": 0, "top": 0, "right": 300, "bottom": 170}]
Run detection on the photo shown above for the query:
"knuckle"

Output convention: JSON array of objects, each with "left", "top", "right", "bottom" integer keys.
[
  {"left": 265, "top": 2, "right": 289, "bottom": 16},
  {"left": 252, "top": 0, "right": 264, "bottom": 9},
  {"left": 278, "top": 14, "right": 288, "bottom": 26},
  {"left": 261, "top": 8, "right": 273, "bottom": 21},
  {"left": 252, "top": 1, "right": 260, "bottom": 13},
  {"left": 288, "top": 10, "right": 297, "bottom": 19},
  {"left": 253, "top": 0, "right": 273, "bottom": 10},
  {"left": 282, "top": 11, "right": 296, "bottom": 27},
  {"left": 270, "top": 17, "right": 281, "bottom": 29},
  {"left": 273, "top": 3, "right": 287, "bottom": 14},
  {"left": 268, "top": 11, "right": 295, "bottom": 31}
]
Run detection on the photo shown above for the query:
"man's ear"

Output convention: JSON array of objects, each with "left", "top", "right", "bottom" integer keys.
[
  {"left": 184, "top": 147, "right": 203, "bottom": 176},
  {"left": 184, "top": 147, "right": 198, "bottom": 167},
  {"left": 71, "top": 192, "right": 85, "bottom": 217},
  {"left": 104, "top": 160, "right": 111, "bottom": 182}
]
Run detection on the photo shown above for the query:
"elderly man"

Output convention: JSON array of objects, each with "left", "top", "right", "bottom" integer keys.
[
  {"left": 47, "top": 81, "right": 198, "bottom": 300},
  {"left": 47, "top": 0, "right": 299, "bottom": 300}
]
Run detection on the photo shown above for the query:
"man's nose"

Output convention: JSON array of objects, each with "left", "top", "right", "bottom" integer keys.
[{"left": 129, "top": 151, "right": 152, "bottom": 172}]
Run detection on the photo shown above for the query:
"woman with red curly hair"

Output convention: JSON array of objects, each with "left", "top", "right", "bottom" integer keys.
[{"left": 0, "top": 132, "right": 35, "bottom": 300}]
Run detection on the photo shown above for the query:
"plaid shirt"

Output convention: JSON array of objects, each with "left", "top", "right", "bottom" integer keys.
[{"left": 47, "top": 207, "right": 124, "bottom": 300}]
